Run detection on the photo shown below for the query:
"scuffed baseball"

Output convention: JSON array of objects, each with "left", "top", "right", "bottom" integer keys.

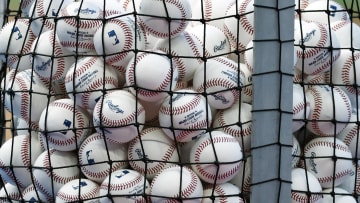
[
  {"left": 128, "top": 127, "right": 179, "bottom": 180},
  {"left": 150, "top": 165, "right": 203, "bottom": 202},
  {"left": 190, "top": 131, "right": 243, "bottom": 184},
  {"left": 93, "top": 90, "right": 145, "bottom": 144},
  {"left": 78, "top": 133, "right": 129, "bottom": 183},
  {"left": 304, "top": 137, "right": 353, "bottom": 188}
]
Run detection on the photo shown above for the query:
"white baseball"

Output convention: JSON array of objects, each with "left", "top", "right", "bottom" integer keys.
[
  {"left": 294, "top": 19, "right": 340, "bottom": 75},
  {"left": 0, "top": 183, "right": 22, "bottom": 202},
  {"left": 150, "top": 165, "right": 203, "bottom": 202},
  {"left": 223, "top": 0, "right": 254, "bottom": 50},
  {"left": 186, "top": 24, "right": 231, "bottom": 57},
  {"left": 82, "top": 0, "right": 125, "bottom": 17},
  {"left": 56, "top": 179, "right": 100, "bottom": 203},
  {"left": 291, "top": 168, "right": 323, "bottom": 203},
  {"left": 28, "top": 0, "right": 73, "bottom": 36},
  {"left": 338, "top": 163, "right": 360, "bottom": 195},
  {"left": 31, "top": 30, "right": 75, "bottom": 81},
  {"left": 158, "top": 89, "right": 212, "bottom": 142},
  {"left": 292, "top": 135, "right": 301, "bottom": 168},
  {"left": 190, "top": 131, "right": 242, "bottom": 184},
  {"left": 78, "top": 133, "right": 129, "bottom": 183},
  {"left": 294, "top": 0, "right": 320, "bottom": 11},
  {"left": 99, "top": 169, "right": 150, "bottom": 203},
  {"left": 190, "top": 0, "right": 235, "bottom": 28},
  {"left": 0, "top": 18, "right": 35, "bottom": 70},
  {"left": 301, "top": 0, "right": 350, "bottom": 25},
  {"left": 331, "top": 20, "right": 360, "bottom": 49},
  {"left": 0, "top": 134, "right": 43, "bottom": 189},
  {"left": 56, "top": 1, "right": 104, "bottom": 54},
  {"left": 93, "top": 90, "right": 145, "bottom": 144},
  {"left": 240, "top": 62, "right": 253, "bottom": 104},
  {"left": 293, "top": 84, "right": 310, "bottom": 133},
  {"left": 138, "top": 0, "right": 192, "bottom": 38},
  {"left": 304, "top": 137, "right": 353, "bottom": 188},
  {"left": 128, "top": 127, "right": 179, "bottom": 180},
  {"left": 155, "top": 31, "right": 204, "bottom": 82},
  {"left": 202, "top": 183, "right": 244, "bottom": 203},
  {"left": 38, "top": 98, "right": 92, "bottom": 151},
  {"left": 64, "top": 56, "right": 119, "bottom": 110},
  {"left": 3, "top": 69, "right": 56, "bottom": 122},
  {"left": 330, "top": 50, "right": 360, "bottom": 108},
  {"left": 93, "top": 15, "right": 146, "bottom": 67},
  {"left": 126, "top": 50, "right": 179, "bottom": 102},
  {"left": 22, "top": 184, "right": 53, "bottom": 202},
  {"left": 20, "top": 0, "right": 37, "bottom": 17},
  {"left": 305, "top": 85, "right": 352, "bottom": 137},
  {"left": 337, "top": 110, "right": 360, "bottom": 159},
  {"left": 322, "top": 187, "right": 357, "bottom": 203},
  {"left": 212, "top": 102, "right": 252, "bottom": 155},
  {"left": 32, "top": 149, "right": 80, "bottom": 200},
  {"left": 229, "top": 156, "right": 251, "bottom": 197},
  {"left": 193, "top": 57, "right": 245, "bottom": 109}
]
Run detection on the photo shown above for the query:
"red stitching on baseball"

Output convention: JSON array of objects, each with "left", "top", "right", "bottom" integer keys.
[
  {"left": 341, "top": 52, "right": 360, "bottom": 95},
  {"left": 100, "top": 173, "right": 143, "bottom": 191},
  {"left": 216, "top": 110, "right": 252, "bottom": 137},
  {"left": 56, "top": 184, "right": 99, "bottom": 201},
  {"left": 291, "top": 191, "right": 323, "bottom": 203},
  {"left": 159, "top": 94, "right": 201, "bottom": 115}
]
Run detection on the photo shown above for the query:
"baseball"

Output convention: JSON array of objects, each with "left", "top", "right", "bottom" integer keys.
[
  {"left": 56, "top": 1, "right": 104, "bottom": 54},
  {"left": 0, "top": 18, "right": 35, "bottom": 71},
  {"left": 0, "top": 134, "right": 43, "bottom": 189},
  {"left": 93, "top": 90, "right": 145, "bottom": 144},
  {"left": 32, "top": 149, "right": 80, "bottom": 200},
  {"left": 186, "top": 24, "right": 231, "bottom": 57},
  {"left": 330, "top": 50, "right": 360, "bottom": 108},
  {"left": 22, "top": 184, "right": 53, "bottom": 202},
  {"left": 223, "top": 0, "right": 255, "bottom": 51},
  {"left": 240, "top": 62, "right": 253, "bottom": 104},
  {"left": 190, "top": 131, "right": 242, "bottom": 184},
  {"left": 293, "top": 83, "right": 310, "bottom": 133},
  {"left": 56, "top": 179, "right": 100, "bottom": 203},
  {"left": 212, "top": 102, "right": 252, "bottom": 155},
  {"left": 150, "top": 165, "right": 203, "bottom": 202},
  {"left": 291, "top": 168, "right": 323, "bottom": 203},
  {"left": 99, "top": 169, "right": 150, "bottom": 203},
  {"left": 300, "top": 0, "right": 350, "bottom": 25},
  {"left": 128, "top": 127, "right": 179, "bottom": 180},
  {"left": 20, "top": 0, "right": 36, "bottom": 17},
  {"left": 64, "top": 56, "right": 119, "bottom": 110},
  {"left": 190, "top": 0, "right": 235, "bottom": 28},
  {"left": 29, "top": 0, "right": 73, "bottom": 36},
  {"left": 3, "top": 69, "right": 56, "bottom": 122},
  {"left": 202, "top": 183, "right": 244, "bottom": 203},
  {"left": 331, "top": 20, "right": 360, "bottom": 49},
  {"left": 138, "top": 0, "right": 192, "bottom": 39},
  {"left": 338, "top": 163, "right": 360, "bottom": 195},
  {"left": 337, "top": 110, "right": 360, "bottom": 159},
  {"left": 31, "top": 30, "right": 75, "bottom": 81},
  {"left": 294, "top": 19, "right": 340, "bottom": 75},
  {"left": 229, "top": 156, "right": 251, "bottom": 198},
  {"left": 93, "top": 15, "right": 147, "bottom": 67},
  {"left": 155, "top": 31, "right": 204, "bottom": 82},
  {"left": 322, "top": 187, "right": 357, "bottom": 203},
  {"left": 304, "top": 137, "right": 353, "bottom": 188},
  {"left": 305, "top": 85, "right": 352, "bottom": 137},
  {"left": 193, "top": 56, "right": 245, "bottom": 109},
  {"left": 125, "top": 50, "right": 179, "bottom": 102},
  {"left": 78, "top": 133, "right": 129, "bottom": 183},
  {"left": 0, "top": 183, "right": 22, "bottom": 202},
  {"left": 82, "top": 0, "right": 125, "bottom": 17},
  {"left": 38, "top": 98, "right": 93, "bottom": 151},
  {"left": 158, "top": 89, "right": 212, "bottom": 142},
  {"left": 292, "top": 135, "right": 301, "bottom": 168}
]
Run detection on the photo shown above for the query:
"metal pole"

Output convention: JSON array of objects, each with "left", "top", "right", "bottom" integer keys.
[{"left": 251, "top": 0, "right": 294, "bottom": 202}]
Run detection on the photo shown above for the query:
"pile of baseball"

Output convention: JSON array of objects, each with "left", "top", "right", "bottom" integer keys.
[{"left": 0, "top": 0, "right": 358, "bottom": 202}]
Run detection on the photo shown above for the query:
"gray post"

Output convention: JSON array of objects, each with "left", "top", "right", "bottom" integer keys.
[{"left": 250, "top": 0, "right": 294, "bottom": 202}]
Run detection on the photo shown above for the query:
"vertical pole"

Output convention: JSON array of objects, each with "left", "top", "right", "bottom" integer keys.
[
  {"left": 251, "top": 0, "right": 294, "bottom": 202},
  {"left": 0, "top": 0, "right": 8, "bottom": 145}
]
